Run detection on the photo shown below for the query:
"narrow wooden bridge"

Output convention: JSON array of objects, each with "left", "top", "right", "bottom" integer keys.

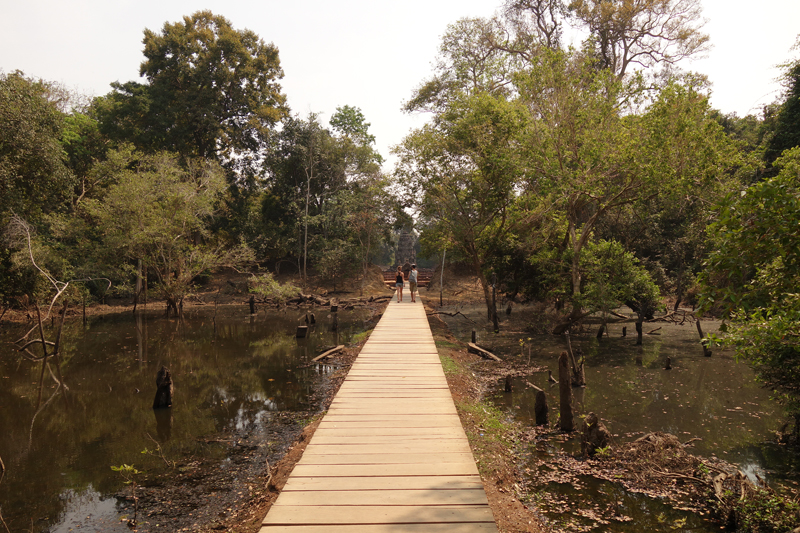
[{"left": 260, "top": 297, "right": 497, "bottom": 532}]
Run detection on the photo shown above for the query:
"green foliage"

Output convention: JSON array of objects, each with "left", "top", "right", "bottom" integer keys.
[
  {"left": 765, "top": 47, "right": 800, "bottom": 166},
  {"left": 110, "top": 463, "right": 141, "bottom": 483},
  {"left": 95, "top": 11, "right": 288, "bottom": 162},
  {"left": 581, "top": 239, "right": 662, "bottom": 317},
  {"left": 725, "top": 486, "right": 800, "bottom": 533},
  {"left": 248, "top": 272, "right": 299, "bottom": 303},
  {"left": 82, "top": 151, "right": 250, "bottom": 306},
  {"left": 701, "top": 147, "right": 800, "bottom": 419},
  {"left": 0, "top": 71, "right": 73, "bottom": 222}
]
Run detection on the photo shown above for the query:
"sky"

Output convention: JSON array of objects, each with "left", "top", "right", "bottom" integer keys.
[{"left": 2, "top": 0, "right": 799, "bottom": 169}]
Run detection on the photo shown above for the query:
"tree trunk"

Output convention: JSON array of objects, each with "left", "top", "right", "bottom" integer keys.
[
  {"left": 558, "top": 351, "right": 574, "bottom": 432},
  {"left": 491, "top": 272, "right": 499, "bottom": 333},
  {"left": 696, "top": 319, "right": 712, "bottom": 356},
  {"left": 636, "top": 319, "right": 643, "bottom": 345}
]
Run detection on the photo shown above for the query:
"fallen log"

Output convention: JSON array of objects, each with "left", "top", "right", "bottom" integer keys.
[
  {"left": 467, "top": 342, "right": 501, "bottom": 362},
  {"left": 311, "top": 345, "right": 345, "bottom": 362}
]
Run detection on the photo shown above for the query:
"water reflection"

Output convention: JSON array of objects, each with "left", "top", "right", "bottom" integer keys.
[{"left": 0, "top": 305, "right": 370, "bottom": 532}]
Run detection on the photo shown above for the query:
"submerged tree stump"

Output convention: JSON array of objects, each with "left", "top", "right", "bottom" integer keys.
[
  {"left": 558, "top": 351, "right": 574, "bottom": 432},
  {"left": 581, "top": 412, "right": 611, "bottom": 456},
  {"left": 153, "top": 366, "right": 173, "bottom": 409},
  {"left": 530, "top": 383, "right": 549, "bottom": 426}
]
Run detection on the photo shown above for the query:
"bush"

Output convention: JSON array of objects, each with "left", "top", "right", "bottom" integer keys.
[{"left": 248, "top": 273, "right": 299, "bottom": 304}]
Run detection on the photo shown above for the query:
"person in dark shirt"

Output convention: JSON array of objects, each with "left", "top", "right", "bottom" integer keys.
[{"left": 395, "top": 266, "right": 404, "bottom": 302}]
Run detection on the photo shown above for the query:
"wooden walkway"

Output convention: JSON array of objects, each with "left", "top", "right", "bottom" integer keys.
[{"left": 260, "top": 297, "right": 498, "bottom": 532}]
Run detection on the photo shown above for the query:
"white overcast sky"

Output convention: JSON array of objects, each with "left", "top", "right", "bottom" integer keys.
[{"left": 2, "top": 0, "right": 799, "bottom": 169}]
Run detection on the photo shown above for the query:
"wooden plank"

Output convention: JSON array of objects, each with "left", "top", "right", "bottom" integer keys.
[
  {"left": 261, "top": 524, "right": 498, "bottom": 532},
  {"left": 275, "top": 488, "right": 490, "bottom": 506},
  {"left": 302, "top": 442, "right": 474, "bottom": 455},
  {"left": 296, "top": 452, "right": 477, "bottom": 465},
  {"left": 289, "top": 463, "right": 480, "bottom": 477},
  {"left": 262, "top": 505, "right": 495, "bottom": 525},
  {"left": 313, "top": 427, "right": 466, "bottom": 437},
  {"left": 281, "top": 475, "right": 484, "bottom": 492}
]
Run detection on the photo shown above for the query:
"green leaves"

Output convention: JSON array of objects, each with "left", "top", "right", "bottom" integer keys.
[{"left": 96, "top": 11, "right": 287, "bottom": 163}]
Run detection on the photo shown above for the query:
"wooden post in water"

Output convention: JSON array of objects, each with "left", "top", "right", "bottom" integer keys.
[
  {"left": 471, "top": 330, "right": 477, "bottom": 344},
  {"left": 622, "top": 326, "right": 627, "bottom": 337},
  {"left": 558, "top": 351, "right": 574, "bottom": 432},
  {"left": 249, "top": 295, "right": 255, "bottom": 315}
]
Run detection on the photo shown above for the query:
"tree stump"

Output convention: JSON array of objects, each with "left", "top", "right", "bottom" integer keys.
[
  {"left": 531, "top": 383, "right": 549, "bottom": 426},
  {"left": 249, "top": 295, "right": 255, "bottom": 314},
  {"left": 558, "top": 351, "right": 574, "bottom": 432},
  {"left": 296, "top": 326, "right": 308, "bottom": 338},
  {"left": 504, "top": 375, "right": 513, "bottom": 392},
  {"left": 581, "top": 412, "right": 611, "bottom": 456},
  {"left": 152, "top": 366, "right": 173, "bottom": 409}
]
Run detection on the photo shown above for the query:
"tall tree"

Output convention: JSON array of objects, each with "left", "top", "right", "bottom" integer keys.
[
  {"left": 95, "top": 11, "right": 288, "bottom": 164},
  {"left": 0, "top": 71, "right": 73, "bottom": 222},
  {"left": 396, "top": 92, "right": 527, "bottom": 323}
]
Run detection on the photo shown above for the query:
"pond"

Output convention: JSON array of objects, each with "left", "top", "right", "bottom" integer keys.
[
  {"left": 439, "top": 304, "right": 800, "bottom": 532},
  {"left": 0, "top": 304, "right": 372, "bottom": 532}
]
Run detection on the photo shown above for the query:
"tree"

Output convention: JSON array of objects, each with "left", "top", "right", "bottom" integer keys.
[
  {"left": 700, "top": 147, "right": 800, "bottom": 432},
  {"left": 516, "top": 47, "right": 644, "bottom": 331},
  {"left": 82, "top": 152, "right": 248, "bottom": 314},
  {"left": 94, "top": 11, "right": 288, "bottom": 164},
  {"left": 0, "top": 71, "right": 73, "bottom": 222},
  {"left": 404, "top": 17, "right": 521, "bottom": 114},
  {"left": 765, "top": 46, "right": 800, "bottom": 166},
  {"left": 595, "top": 82, "right": 747, "bottom": 306},
  {"left": 395, "top": 92, "right": 527, "bottom": 323},
  {"left": 568, "top": 0, "right": 709, "bottom": 79}
]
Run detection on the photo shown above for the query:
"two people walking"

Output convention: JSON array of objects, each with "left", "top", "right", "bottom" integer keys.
[{"left": 395, "top": 264, "right": 418, "bottom": 303}]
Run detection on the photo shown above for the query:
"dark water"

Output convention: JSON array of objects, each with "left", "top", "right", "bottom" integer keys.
[
  {"left": 0, "top": 305, "right": 371, "bottom": 532},
  {"left": 440, "top": 306, "right": 800, "bottom": 532}
]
